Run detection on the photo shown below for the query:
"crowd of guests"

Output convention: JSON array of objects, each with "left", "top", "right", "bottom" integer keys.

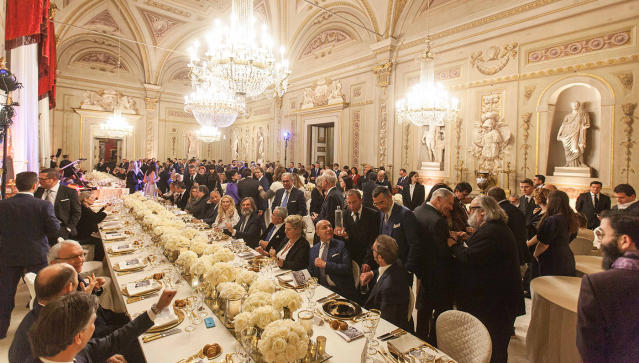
[{"left": 1, "top": 158, "right": 638, "bottom": 363}]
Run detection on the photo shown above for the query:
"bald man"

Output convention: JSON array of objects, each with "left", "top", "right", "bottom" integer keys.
[{"left": 9, "top": 264, "right": 78, "bottom": 363}]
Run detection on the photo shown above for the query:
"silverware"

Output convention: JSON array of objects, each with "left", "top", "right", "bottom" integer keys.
[
  {"left": 126, "top": 293, "right": 158, "bottom": 304},
  {"left": 381, "top": 330, "right": 407, "bottom": 342},
  {"left": 142, "top": 328, "right": 182, "bottom": 343},
  {"left": 316, "top": 293, "right": 338, "bottom": 303},
  {"left": 378, "top": 328, "right": 402, "bottom": 340}
]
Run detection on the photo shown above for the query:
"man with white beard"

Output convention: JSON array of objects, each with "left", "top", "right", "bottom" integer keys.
[{"left": 448, "top": 196, "right": 525, "bottom": 363}]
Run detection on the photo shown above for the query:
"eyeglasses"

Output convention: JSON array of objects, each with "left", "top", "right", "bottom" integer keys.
[
  {"left": 469, "top": 206, "right": 482, "bottom": 211},
  {"left": 372, "top": 200, "right": 387, "bottom": 206}
]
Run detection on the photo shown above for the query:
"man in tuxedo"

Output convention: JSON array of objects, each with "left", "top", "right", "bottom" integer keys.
[
  {"left": 576, "top": 181, "right": 611, "bottom": 229},
  {"left": 413, "top": 188, "right": 455, "bottom": 343},
  {"left": 612, "top": 184, "right": 639, "bottom": 213},
  {"left": 396, "top": 168, "right": 408, "bottom": 191},
  {"left": 173, "top": 181, "right": 189, "bottom": 210},
  {"left": 309, "top": 162, "right": 321, "bottom": 183},
  {"left": 186, "top": 185, "right": 210, "bottom": 219},
  {"left": 224, "top": 197, "right": 263, "bottom": 248},
  {"left": 237, "top": 168, "right": 265, "bottom": 214},
  {"left": 202, "top": 190, "right": 222, "bottom": 224},
  {"left": 0, "top": 172, "right": 60, "bottom": 339},
  {"left": 488, "top": 187, "right": 530, "bottom": 267},
  {"left": 183, "top": 165, "right": 198, "bottom": 194},
  {"left": 366, "top": 186, "right": 420, "bottom": 282},
  {"left": 518, "top": 178, "right": 537, "bottom": 224},
  {"left": 533, "top": 174, "right": 546, "bottom": 189},
  {"left": 307, "top": 220, "right": 356, "bottom": 300},
  {"left": 359, "top": 235, "right": 410, "bottom": 331},
  {"left": 255, "top": 167, "right": 271, "bottom": 193},
  {"left": 361, "top": 172, "right": 377, "bottom": 209},
  {"left": 577, "top": 211, "right": 639, "bottom": 363},
  {"left": 35, "top": 168, "right": 81, "bottom": 242},
  {"left": 375, "top": 170, "right": 392, "bottom": 189},
  {"left": 27, "top": 289, "right": 176, "bottom": 363},
  {"left": 10, "top": 263, "right": 79, "bottom": 362},
  {"left": 335, "top": 189, "right": 380, "bottom": 266},
  {"left": 315, "top": 170, "right": 344, "bottom": 227},
  {"left": 257, "top": 207, "right": 288, "bottom": 255},
  {"left": 272, "top": 173, "right": 307, "bottom": 216}
]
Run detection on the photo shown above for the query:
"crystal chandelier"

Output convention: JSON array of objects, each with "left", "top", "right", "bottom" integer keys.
[
  {"left": 396, "top": 37, "right": 459, "bottom": 127},
  {"left": 100, "top": 105, "right": 133, "bottom": 138},
  {"left": 195, "top": 126, "right": 225, "bottom": 143},
  {"left": 188, "top": 0, "right": 290, "bottom": 101},
  {"left": 184, "top": 81, "right": 245, "bottom": 128}
]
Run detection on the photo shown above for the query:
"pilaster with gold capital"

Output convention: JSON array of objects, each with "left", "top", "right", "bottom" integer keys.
[{"left": 143, "top": 83, "right": 161, "bottom": 159}]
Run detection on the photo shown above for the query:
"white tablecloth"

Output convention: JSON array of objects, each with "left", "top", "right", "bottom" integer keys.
[
  {"left": 96, "top": 187, "right": 129, "bottom": 202},
  {"left": 526, "top": 276, "right": 583, "bottom": 363},
  {"left": 575, "top": 255, "right": 603, "bottom": 275}
]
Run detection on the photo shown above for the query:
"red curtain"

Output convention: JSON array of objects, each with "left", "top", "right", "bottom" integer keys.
[{"left": 5, "top": 0, "right": 43, "bottom": 45}]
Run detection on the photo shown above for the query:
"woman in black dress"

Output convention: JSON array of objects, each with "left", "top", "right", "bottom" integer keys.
[
  {"left": 269, "top": 215, "right": 310, "bottom": 271},
  {"left": 401, "top": 171, "right": 425, "bottom": 211},
  {"left": 533, "top": 190, "right": 578, "bottom": 276},
  {"left": 76, "top": 191, "right": 107, "bottom": 261}
]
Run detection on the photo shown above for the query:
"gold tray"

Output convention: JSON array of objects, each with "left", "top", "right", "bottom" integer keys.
[
  {"left": 113, "top": 262, "right": 147, "bottom": 272},
  {"left": 322, "top": 298, "right": 362, "bottom": 320},
  {"left": 146, "top": 308, "right": 185, "bottom": 333},
  {"left": 121, "top": 282, "right": 162, "bottom": 297}
]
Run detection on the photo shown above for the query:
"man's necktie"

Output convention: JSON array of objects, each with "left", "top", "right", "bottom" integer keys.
[
  {"left": 265, "top": 226, "right": 275, "bottom": 241},
  {"left": 319, "top": 243, "right": 329, "bottom": 284},
  {"left": 594, "top": 194, "right": 599, "bottom": 210},
  {"left": 354, "top": 211, "right": 360, "bottom": 224},
  {"left": 240, "top": 218, "right": 247, "bottom": 232},
  {"left": 281, "top": 190, "right": 289, "bottom": 207},
  {"left": 45, "top": 189, "right": 54, "bottom": 204}
]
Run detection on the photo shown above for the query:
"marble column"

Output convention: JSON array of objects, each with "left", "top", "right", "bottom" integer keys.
[
  {"left": 143, "top": 83, "right": 160, "bottom": 159},
  {"left": 370, "top": 39, "right": 397, "bottom": 176}
]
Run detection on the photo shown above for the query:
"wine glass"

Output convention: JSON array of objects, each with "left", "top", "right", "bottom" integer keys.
[
  {"left": 239, "top": 327, "right": 258, "bottom": 358},
  {"left": 183, "top": 297, "right": 197, "bottom": 332},
  {"left": 188, "top": 295, "right": 203, "bottom": 326},
  {"left": 362, "top": 309, "right": 381, "bottom": 356},
  {"left": 304, "top": 277, "right": 318, "bottom": 308}
]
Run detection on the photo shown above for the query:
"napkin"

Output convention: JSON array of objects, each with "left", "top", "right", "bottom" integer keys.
[
  {"left": 126, "top": 279, "right": 159, "bottom": 296},
  {"left": 388, "top": 334, "right": 427, "bottom": 355},
  {"left": 117, "top": 258, "right": 144, "bottom": 271},
  {"left": 102, "top": 221, "right": 123, "bottom": 231},
  {"left": 104, "top": 232, "right": 127, "bottom": 241},
  {"left": 335, "top": 325, "right": 364, "bottom": 342},
  {"left": 152, "top": 308, "right": 179, "bottom": 329}
]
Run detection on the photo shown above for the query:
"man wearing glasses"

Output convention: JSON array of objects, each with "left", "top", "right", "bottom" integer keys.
[{"left": 34, "top": 168, "right": 81, "bottom": 244}]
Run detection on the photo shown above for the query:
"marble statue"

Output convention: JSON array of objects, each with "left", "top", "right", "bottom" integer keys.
[
  {"left": 557, "top": 101, "right": 590, "bottom": 167},
  {"left": 421, "top": 124, "right": 445, "bottom": 163},
  {"left": 186, "top": 131, "right": 198, "bottom": 157},
  {"left": 232, "top": 130, "right": 239, "bottom": 160},
  {"left": 470, "top": 111, "right": 511, "bottom": 172},
  {"left": 257, "top": 127, "right": 265, "bottom": 163}
]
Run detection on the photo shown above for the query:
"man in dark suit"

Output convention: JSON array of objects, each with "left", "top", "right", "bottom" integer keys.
[
  {"left": 186, "top": 185, "right": 210, "bottom": 219},
  {"left": 255, "top": 167, "right": 271, "bottom": 192},
  {"left": 488, "top": 187, "right": 531, "bottom": 267},
  {"left": 27, "top": 289, "right": 176, "bottom": 363},
  {"left": 34, "top": 168, "right": 81, "bottom": 243},
  {"left": 361, "top": 172, "right": 377, "bottom": 209},
  {"left": 335, "top": 189, "right": 380, "bottom": 266},
  {"left": 9, "top": 263, "right": 78, "bottom": 362},
  {"left": 413, "top": 188, "right": 455, "bottom": 343},
  {"left": 257, "top": 207, "right": 288, "bottom": 255},
  {"left": 202, "top": 190, "right": 221, "bottom": 224},
  {"left": 518, "top": 178, "right": 537, "bottom": 224},
  {"left": 0, "top": 172, "right": 60, "bottom": 338},
  {"left": 287, "top": 162, "right": 298, "bottom": 174},
  {"left": 194, "top": 165, "right": 209, "bottom": 186},
  {"left": 576, "top": 181, "right": 611, "bottom": 229},
  {"left": 183, "top": 165, "right": 198, "bottom": 194},
  {"left": 360, "top": 235, "right": 410, "bottom": 331},
  {"left": 308, "top": 220, "right": 356, "bottom": 300},
  {"left": 272, "top": 173, "right": 307, "bottom": 216},
  {"left": 577, "top": 211, "right": 639, "bottom": 363},
  {"left": 375, "top": 170, "right": 392, "bottom": 189},
  {"left": 612, "top": 183, "right": 639, "bottom": 214},
  {"left": 309, "top": 162, "right": 321, "bottom": 183},
  {"left": 237, "top": 168, "right": 265, "bottom": 214},
  {"left": 172, "top": 181, "right": 189, "bottom": 210},
  {"left": 401, "top": 173, "right": 425, "bottom": 211},
  {"left": 315, "top": 171, "right": 344, "bottom": 228},
  {"left": 396, "top": 168, "right": 409, "bottom": 191},
  {"left": 365, "top": 186, "right": 420, "bottom": 283},
  {"left": 224, "top": 197, "right": 263, "bottom": 248}
]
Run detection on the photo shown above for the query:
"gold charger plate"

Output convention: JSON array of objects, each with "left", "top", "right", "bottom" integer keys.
[
  {"left": 107, "top": 248, "right": 136, "bottom": 256},
  {"left": 146, "top": 308, "right": 185, "bottom": 333},
  {"left": 121, "top": 282, "right": 162, "bottom": 297},
  {"left": 277, "top": 277, "right": 306, "bottom": 290},
  {"left": 322, "top": 298, "right": 362, "bottom": 320},
  {"left": 113, "top": 263, "right": 147, "bottom": 272}
]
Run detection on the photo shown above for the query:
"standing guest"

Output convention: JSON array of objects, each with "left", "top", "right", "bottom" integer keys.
[
  {"left": 361, "top": 172, "right": 377, "bottom": 209},
  {"left": 195, "top": 165, "right": 209, "bottom": 187},
  {"left": 309, "top": 162, "right": 322, "bottom": 183},
  {"left": 396, "top": 168, "right": 409, "bottom": 191},
  {"left": 401, "top": 171, "right": 425, "bottom": 211},
  {"left": 135, "top": 161, "right": 145, "bottom": 191},
  {"left": 58, "top": 155, "right": 74, "bottom": 178},
  {"left": 307, "top": 220, "right": 356, "bottom": 299},
  {"left": 523, "top": 187, "right": 551, "bottom": 295},
  {"left": 350, "top": 167, "right": 360, "bottom": 187},
  {"left": 309, "top": 176, "right": 325, "bottom": 217},
  {"left": 0, "top": 172, "right": 60, "bottom": 339},
  {"left": 256, "top": 207, "right": 288, "bottom": 255},
  {"left": 611, "top": 183, "right": 639, "bottom": 213},
  {"left": 143, "top": 161, "right": 159, "bottom": 197},
  {"left": 224, "top": 197, "right": 263, "bottom": 248},
  {"left": 49, "top": 155, "right": 57, "bottom": 168},
  {"left": 488, "top": 187, "right": 530, "bottom": 269},
  {"left": 35, "top": 168, "right": 81, "bottom": 242},
  {"left": 272, "top": 173, "right": 307, "bottom": 216},
  {"left": 255, "top": 167, "right": 271, "bottom": 195},
  {"left": 269, "top": 215, "right": 310, "bottom": 271},
  {"left": 533, "top": 174, "right": 546, "bottom": 189},
  {"left": 360, "top": 235, "right": 411, "bottom": 331},
  {"left": 211, "top": 195, "right": 240, "bottom": 230},
  {"left": 157, "top": 164, "right": 171, "bottom": 195},
  {"left": 375, "top": 170, "right": 392, "bottom": 189},
  {"left": 448, "top": 196, "right": 525, "bottom": 363},
  {"left": 125, "top": 162, "right": 138, "bottom": 194},
  {"left": 518, "top": 178, "right": 537, "bottom": 224},
  {"left": 224, "top": 169, "right": 241, "bottom": 205},
  {"left": 335, "top": 189, "right": 380, "bottom": 266},
  {"left": 452, "top": 182, "right": 473, "bottom": 229},
  {"left": 183, "top": 165, "right": 198, "bottom": 195},
  {"left": 315, "top": 170, "right": 345, "bottom": 228},
  {"left": 339, "top": 175, "right": 354, "bottom": 194},
  {"left": 576, "top": 181, "right": 611, "bottom": 229},
  {"left": 533, "top": 190, "right": 578, "bottom": 276},
  {"left": 76, "top": 191, "right": 107, "bottom": 261},
  {"left": 413, "top": 188, "right": 455, "bottom": 344},
  {"left": 207, "top": 166, "right": 223, "bottom": 195},
  {"left": 577, "top": 212, "right": 639, "bottom": 363}
]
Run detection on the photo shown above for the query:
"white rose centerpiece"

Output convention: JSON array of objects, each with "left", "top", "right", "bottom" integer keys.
[
  {"left": 258, "top": 319, "right": 309, "bottom": 363},
  {"left": 272, "top": 289, "right": 303, "bottom": 313}
]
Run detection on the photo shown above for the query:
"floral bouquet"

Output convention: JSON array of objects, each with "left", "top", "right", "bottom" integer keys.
[
  {"left": 258, "top": 319, "right": 309, "bottom": 363},
  {"left": 242, "top": 291, "right": 273, "bottom": 313},
  {"left": 233, "top": 311, "right": 255, "bottom": 333},
  {"left": 248, "top": 278, "right": 276, "bottom": 295},
  {"left": 236, "top": 270, "right": 259, "bottom": 287},
  {"left": 211, "top": 247, "right": 236, "bottom": 264},
  {"left": 217, "top": 282, "right": 247, "bottom": 300},
  {"left": 175, "top": 250, "right": 198, "bottom": 273},
  {"left": 206, "top": 262, "right": 238, "bottom": 288},
  {"left": 272, "top": 289, "right": 303, "bottom": 313},
  {"left": 190, "top": 254, "right": 216, "bottom": 278},
  {"left": 250, "top": 306, "right": 281, "bottom": 330}
]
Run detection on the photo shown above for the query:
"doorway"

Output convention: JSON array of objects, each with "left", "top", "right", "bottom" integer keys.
[
  {"left": 95, "top": 138, "right": 123, "bottom": 166},
  {"left": 308, "top": 124, "right": 334, "bottom": 165}
]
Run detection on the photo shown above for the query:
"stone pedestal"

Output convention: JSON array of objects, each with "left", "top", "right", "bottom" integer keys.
[
  {"left": 421, "top": 161, "right": 443, "bottom": 171},
  {"left": 554, "top": 166, "right": 592, "bottom": 178}
]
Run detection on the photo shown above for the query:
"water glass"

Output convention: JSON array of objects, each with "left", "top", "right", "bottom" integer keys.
[
  {"left": 362, "top": 309, "right": 381, "bottom": 355},
  {"left": 297, "top": 310, "right": 314, "bottom": 336},
  {"left": 304, "top": 277, "right": 318, "bottom": 308}
]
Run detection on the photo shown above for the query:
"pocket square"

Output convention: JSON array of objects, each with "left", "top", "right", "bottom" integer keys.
[
  {"left": 60, "top": 198, "right": 70, "bottom": 202},
  {"left": 393, "top": 223, "right": 401, "bottom": 228},
  {"left": 331, "top": 253, "right": 339, "bottom": 258}
]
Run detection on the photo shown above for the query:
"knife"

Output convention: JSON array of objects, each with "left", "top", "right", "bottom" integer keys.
[
  {"left": 142, "top": 328, "right": 182, "bottom": 343},
  {"left": 377, "top": 328, "right": 402, "bottom": 341},
  {"left": 316, "top": 293, "right": 338, "bottom": 303},
  {"left": 127, "top": 293, "right": 159, "bottom": 304},
  {"left": 381, "top": 330, "right": 407, "bottom": 341}
]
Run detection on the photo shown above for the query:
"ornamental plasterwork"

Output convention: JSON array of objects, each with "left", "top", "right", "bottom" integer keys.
[
  {"left": 312, "top": 12, "right": 333, "bottom": 26},
  {"left": 470, "top": 42, "right": 518, "bottom": 76},
  {"left": 301, "top": 30, "right": 351, "bottom": 58},
  {"left": 301, "top": 79, "right": 345, "bottom": 109},
  {"left": 620, "top": 103, "right": 636, "bottom": 183},
  {"left": 520, "top": 112, "right": 532, "bottom": 174},
  {"left": 80, "top": 89, "right": 138, "bottom": 114},
  {"left": 143, "top": 0, "right": 191, "bottom": 17},
  {"left": 372, "top": 62, "right": 392, "bottom": 89},
  {"left": 75, "top": 52, "right": 127, "bottom": 72},
  {"left": 378, "top": 103, "right": 388, "bottom": 166},
  {"left": 527, "top": 30, "right": 631, "bottom": 64},
  {"left": 437, "top": 66, "right": 461, "bottom": 81},
  {"left": 615, "top": 72, "right": 633, "bottom": 91},
  {"left": 470, "top": 93, "right": 512, "bottom": 173},
  {"left": 352, "top": 110, "right": 360, "bottom": 167},
  {"left": 524, "top": 86, "right": 536, "bottom": 102},
  {"left": 84, "top": 10, "right": 120, "bottom": 33},
  {"left": 139, "top": 9, "right": 182, "bottom": 44},
  {"left": 171, "top": 70, "right": 190, "bottom": 81}
]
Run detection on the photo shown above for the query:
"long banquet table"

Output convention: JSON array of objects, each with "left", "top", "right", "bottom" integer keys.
[{"left": 99, "top": 201, "right": 449, "bottom": 363}]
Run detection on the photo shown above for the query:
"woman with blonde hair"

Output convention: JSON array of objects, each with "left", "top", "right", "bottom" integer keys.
[
  {"left": 211, "top": 195, "right": 240, "bottom": 230},
  {"left": 269, "top": 215, "right": 310, "bottom": 271}
]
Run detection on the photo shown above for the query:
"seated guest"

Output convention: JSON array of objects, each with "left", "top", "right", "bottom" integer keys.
[
  {"left": 186, "top": 185, "right": 210, "bottom": 219},
  {"left": 359, "top": 235, "right": 410, "bottom": 331},
  {"left": 307, "top": 220, "right": 356, "bottom": 299},
  {"left": 161, "top": 182, "right": 176, "bottom": 201},
  {"left": 448, "top": 196, "right": 525, "bottom": 363},
  {"left": 577, "top": 211, "right": 639, "bottom": 363},
  {"left": 201, "top": 190, "right": 221, "bottom": 224},
  {"left": 211, "top": 195, "right": 240, "bottom": 230},
  {"left": 27, "top": 289, "right": 176, "bottom": 363},
  {"left": 257, "top": 207, "right": 288, "bottom": 255},
  {"left": 612, "top": 183, "right": 639, "bottom": 213},
  {"left": 75, "top": 191, "right": 107, "bottom": 261},
  {"left": 269, "top": 215, "right": 310, "bottom": 271},
  {"left": 9, "top": 263, "right": 78, "bottom": 363},
  {"left": 173, "top": 181, "right": 189, "bottom": 210},
  {"left": 224, "top": 197, "right": 262, "bottom": 248},
  {"left": 335, "top": 189, "right": 380, "bottom": 266},
  {"left": 184, "top": 184, "right": 201, "bottom": 211},
  {"left": 401, "top": 171, "right": 425, "bottom": 211}
]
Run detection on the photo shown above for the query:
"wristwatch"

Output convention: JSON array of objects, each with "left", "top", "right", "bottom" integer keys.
[{"left": 151, "top": 303, "right": 161, "bottom": 315}]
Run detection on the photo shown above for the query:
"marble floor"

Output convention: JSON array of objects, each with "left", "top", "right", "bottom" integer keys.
[{"left": 1, "top": 280, "right": 532, "bottom": 362}]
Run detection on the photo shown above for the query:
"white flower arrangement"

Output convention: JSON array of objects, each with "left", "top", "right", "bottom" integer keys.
[
  {"left": 189, "top": 241, "right": 209, "bottom": 256},
  {"left": 242, "top": 291, "right": 272, "bottom": 312},
  {"left": 392, "top": 193, "right": 404, "bottom": 206},
  {"left": 191, "top": 254, "right": 216, "bottom": 277},
  {"left": 176, "top": 250, "right": 198, "bottom": 271},
  {"left": 211, "top": 248, "right": 235, "bottom": 264},
  {"left": 183, "top": 228, "right": 201, "bottom": 239},
  {"left": 248, "top": 278, "right": 276, "bottom": 295},
  {"left": 206, "top": 262, "right": 237, "bottom": 287},
  {"left": 217, "top": 282, "right": 247, "bottom": 299},
  {"left": 191, "top": 234, "right": 209, "bottom": 246},
  {"left": 250, "top": 306, "right": 281, "bottom": 330},
  {"left": 236, "top": 270, "right": 258, "bottom": 287},
  {"left": 258, "top": 319, "right": 309, "bottom": 363},
  {"left": 233, "top": 311, "right": 255, "bottom": 333},
  {"left": 272, "top": 289, "right": 303, "bottom": 313},
  {"left": 203, "top": 243, "right": 221, "bottom": 255}
]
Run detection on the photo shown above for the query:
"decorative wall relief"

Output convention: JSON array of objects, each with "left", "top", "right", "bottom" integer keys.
[
  {"left": 620, "top": 103, "right": 636, "bottom": 183},
  {"left": 301, "top": 30, "right": 351, "bottom": 58},
  {"left": 470, "top": 42, "right": 518, "bottom": 75},
  {"left": 75, "top": 52, "right": 127, "bottom": 72},
  {"left": 300, "top": 79, "right": 345, "bottom": 109},
  {"left": 403, "top": 124, "right": 410, "bottom": 169},
  {"left": 352, "top": 110, "right": 360, "bottom": 167},
  {"left": 436, "top": 66, "right": 461, "bottom": 81},
  {"left": 470, "top": 93, "right": 511, "bottom": 173},
  {"left": 84, "top": 10, "right": 120, "bottom": 33},
  {"left": 139, "top": 9, "right": 182, "bottom": 44},
  {"left": 527, "top": 30, "right": 631, "bottom": 63},
  {"left": 378, "top": 103, "right": 388, "bottom": 166},
  {"left": 372, "top": 62, "right": 392, "bottom": 90},
  {"left": 144, "top": 97, "right": 158, "bottom": 158},
  {"left": 524, "top": 86, "right": 536, "bottom": 102},
  {"left": 520, "top": 112, "right": 532, "bottom": 174},
  {"left": 80, "top": 89, "right": 138, "bottom": 113},
  {"left": 616, "top": 72, "right": 633, "bottom": 91}
]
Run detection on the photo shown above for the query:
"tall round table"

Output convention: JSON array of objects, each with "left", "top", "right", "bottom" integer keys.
[{"left": 526, "top": 276, "right": 583, "bottom": 363}]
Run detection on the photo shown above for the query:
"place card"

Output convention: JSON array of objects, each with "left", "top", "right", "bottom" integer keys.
[
  {"left": 126, "top": 279, "right": 159, "bottom": 296},
  {"left": 116, "top": 258, "right": 144, "bottom": 271},
  {"left": 334, "top": 325, "right": 364, "bottom": 342},
  {"left": 104, "top": 232, "right": 127, "bottom": 241},
  {"left": 112, "top": 243, "right": 135, "bottom": 253}
]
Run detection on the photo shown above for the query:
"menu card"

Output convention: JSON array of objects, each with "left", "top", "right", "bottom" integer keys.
[
  {"left": 112, "top": 243, "right": 135, "bottom": 253},
  {"left": 126, "top": 279, "right": 159, "bottom": 296},
  {"left": 335, "top": 325, "right": 364, "bottom": 342},
  {"left": 117, "top": 258, "right": 144, "bottom": 271}
]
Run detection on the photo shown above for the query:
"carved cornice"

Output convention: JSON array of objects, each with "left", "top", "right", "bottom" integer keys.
[
  {"left": 470, "top": 42, "right": 518, "bottom": 76},
  {"left": 527, "top": 29, "right": 631, "bottom": 64}
]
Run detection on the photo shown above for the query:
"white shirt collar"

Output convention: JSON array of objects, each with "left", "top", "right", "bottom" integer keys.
[
  {"left": 378, "top": 264, "right": 391, "bottom": 282},
  {"left": 617, "top": 200, "right": 637, "bottom": 210},
  {"left": 39, "top": 357, "right": 73, "bottom": 363},
  {"left": 18, "top": 191, "right": 34, "bottom": 196},
  {"left": 350, "top": 206, "right": 362, "bottom": 217},
  {"left": 49, "top": 182, "right": 60, "bottom": 194}
]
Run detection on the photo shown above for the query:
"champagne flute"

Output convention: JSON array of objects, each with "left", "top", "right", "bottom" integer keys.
[
  {"left": 304, "top": 277, "right": 318, "bottom": 308},
  {"left": 183, "top": 298, "right": 196, "bottom": 332}
]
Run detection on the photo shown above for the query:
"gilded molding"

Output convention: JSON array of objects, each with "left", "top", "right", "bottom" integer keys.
[
  {"left": 524, "top": 86, "right": 536, "bottom": 103},
  {"left": 520, "top": 112, "right": 532, "bottom": 174},
  {"left": 372, "top": 62, "right": 393, "bottom": 89},
  {"left": 143, "top": 0, "right": 192, "bottom": 17},
  {"left": 527, "top": 29, "right": 631, "bottom": 64},
  {"left": 470, "top": 42, "right": 518, "bottom": 76},
  {"left": 620, "top": 103, "right": 636, "bottom": 183}
]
